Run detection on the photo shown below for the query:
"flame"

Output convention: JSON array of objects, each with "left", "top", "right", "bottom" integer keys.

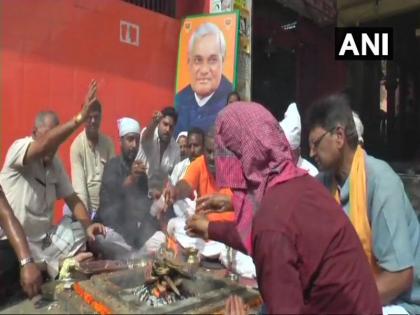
[
  {"left": 152, "top": 287, "right": 161, "bottom": 298},
  {"left": 166, "top": 235, "right": 178, "bottom": 256},
  {"left": 73, "top": 282, "right": 112, "bottom": 315}
]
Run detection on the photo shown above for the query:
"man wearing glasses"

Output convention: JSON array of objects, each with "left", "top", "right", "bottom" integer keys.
[{"left": 307, "top": 93, "right": 420, "bottom": 315}]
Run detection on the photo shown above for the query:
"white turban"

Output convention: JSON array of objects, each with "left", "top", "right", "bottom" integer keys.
[
  {"left": 352, "top": 111, "right": 364, "bottom": 143},
  {"left": 176, "top": 131, "right": 188, "bottom": 142},
  {"left": 279, "top": 102, "right": 301, "bottom": 150},
  {"left": 117, "top": 117, "right": 140, "bottom": 137}
]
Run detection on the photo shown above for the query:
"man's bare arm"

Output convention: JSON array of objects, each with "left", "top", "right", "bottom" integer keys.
[
  {"left": 376, "top": 268, "right": 413, "bottom": 305},
  {"left": 64, "top": 193, "right": 91, "bottom": 229},
  {"left": 141, "top": 111, "right": 162, "bottom": 145},
  {"left": 0, "top": 188, "right": 32, "bottom": 261},
  {"left": 0, "top": 186, "right": 42, "bottom": 298}
]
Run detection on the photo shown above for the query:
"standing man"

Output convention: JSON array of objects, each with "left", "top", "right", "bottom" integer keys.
[
  {"left": 136, "top": 107, "right": 180, "bottom": 194},
  {"left": 94, "top": 118, "right": 163, "bottom": 259},
  {"left": 175, "top": 23, "right": 233, "bottom": 137},
  {"left": 70, "top": 100, "right": 115, "bottom": 219},
  {"left": 307, "top": 94, "right": 420, "bottom": 315},
  {"left": 0, "top": 81, "right": 105, "bottom": 278},
  {"left": 0, "top": 184, "right": 42, "bottom": 302}
]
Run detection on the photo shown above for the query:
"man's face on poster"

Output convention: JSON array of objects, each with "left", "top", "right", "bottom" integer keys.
[{"left": 188, "top": 33, "right": 223, "bottom": 99}]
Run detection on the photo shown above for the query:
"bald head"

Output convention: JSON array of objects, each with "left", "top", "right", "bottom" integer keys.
[{"left": 33, "top": 111, "right": 60, "bottom": 139}]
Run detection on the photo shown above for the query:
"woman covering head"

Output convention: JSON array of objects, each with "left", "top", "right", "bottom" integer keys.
[
  {"left": 214, "top": 102, "right": 305, "bottom": 253},
  {"left": 187, "top": 102, "right": 381, "bottom": 314}
]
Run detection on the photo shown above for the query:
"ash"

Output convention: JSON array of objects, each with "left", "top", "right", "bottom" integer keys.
[{"left": 132, "top": 284, "right": 190, "bottom": 307}]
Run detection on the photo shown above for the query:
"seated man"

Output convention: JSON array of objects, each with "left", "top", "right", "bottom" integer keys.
[
  {"left": 0, "top": 184, "right": 42, "bottom": 303},
  {"left": 164, "top": 130, "right": 255, "bottom": 271},
  {"left": 164, "top": 129, "right": 234, "bottom": 222},
  {"left": 307, "top": 94, "right": 420, "bottom": 315},
  {"left": 170, "top": 127, "right": 205, "bottom": 218},
  {"left": 94, "top": 118, "right": 164, "bottom": 259},
  {"left": 70, "top": 100, "right": 115, "bottom": 219},
  {"left": 176, "top": 131, "right": 189, "bottom": 161},
  {"left": 0, "top": 81, "right": 105, "bottom": 279},
  {"left": 136, "top": 108, "right": 180, "bottom": 194},
  {"left": 279, "top": 102, "right": 318, "bottom": 176}
]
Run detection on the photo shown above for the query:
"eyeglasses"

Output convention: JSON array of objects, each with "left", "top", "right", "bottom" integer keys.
[{"left": 311, "top": 127, "right": 337, "bottom": 150}]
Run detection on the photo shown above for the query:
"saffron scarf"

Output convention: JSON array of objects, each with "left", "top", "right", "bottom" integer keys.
[{"left": 333, "top": 146, "right": 380, "bottom": 274}]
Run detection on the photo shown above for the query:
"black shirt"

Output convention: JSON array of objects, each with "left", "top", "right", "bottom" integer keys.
[{"left": 95, "top": 156, "right": 159, "bottom": 249}]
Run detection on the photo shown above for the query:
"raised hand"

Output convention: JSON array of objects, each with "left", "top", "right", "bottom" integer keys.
[
  {"left": 152, "top": 111, "right": 163, "bottom": 125},
  {"left": 80, "top": 80, "right": 98, "bottom": 120}
]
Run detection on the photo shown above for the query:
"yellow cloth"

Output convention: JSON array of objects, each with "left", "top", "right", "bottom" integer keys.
[{"left": 333, "top": 146, "right": 380, "bottom": 274}]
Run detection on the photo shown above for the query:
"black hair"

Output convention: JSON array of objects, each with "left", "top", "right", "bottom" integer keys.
[
  {"left": 206, "top": 126, "right": 216, "bottom": 140},
  {"left": 227, "top": 91, "right": 241, "bottom": 104},
  {"left": 306, "top": 93, "right": 358, "bottom": 149},
  {"left": 161, "top": 106, "right": 178, "bottom": 124},
  {"left": 188, "top": 127, "right": 205, "bottom": 142}
]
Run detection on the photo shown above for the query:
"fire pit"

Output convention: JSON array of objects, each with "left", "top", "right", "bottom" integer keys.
[
  {"left": 127, "top": 257, "right": 193, "bottom": 307},
  {"left": 60, "top": 259, "right": 261, "bottom": 314}
]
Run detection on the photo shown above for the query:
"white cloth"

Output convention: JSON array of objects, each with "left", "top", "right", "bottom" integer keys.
[
  {"left": 297, "top": 156, "right": 319, "bottom": 177},
  {"left": 167, "top": 218, "right": 224, "bottom": 258},
  {"left": 352, "top": 111, "right": 364, "bottom": 143},
  {"left": 170, "top": 158, "right": 190, "bottom": 185},
  {"left": 94, "top": 228, "right": 165, "bottom": 260},
  {"left": 382, "top": 305, "right": 409, "bottom": 315},
  {"left": 117, "top": 117, "right": 140, "bottom": 137},
  {"left": 176, "top": 131, "right": 188, "bottom": 143},
  {"left": 170, "top": 158, "right": 196, "bottom": 218},
  {"left": 194, "top": 92, "right": 215, "bottom": 107},
  {"left": 279, "top": 102, "right": 301, "bottom": 150},
  {"left": 0, "top": 137, "right": 74, "bottom": 241},
  {"left": 136, "top": 127, "right": 180, "bottom": 191},
  {"left": 219, "top": 246, "right": 256, "bottom": 279},
  {"left": 173, "top": 196, "right": 196, "bottom": 218}
]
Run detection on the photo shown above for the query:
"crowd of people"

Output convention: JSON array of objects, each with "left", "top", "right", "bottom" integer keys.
[{"left": 0, "top": 80, "right": 419, "bottom": 315}]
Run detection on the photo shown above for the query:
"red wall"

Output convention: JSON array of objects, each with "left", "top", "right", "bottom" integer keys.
[
  {"left": 1, "top": 0, "right": 181, "bottom": 221},
  {"left": 176, "top": 0, "right": 210, "bottom": 19}
]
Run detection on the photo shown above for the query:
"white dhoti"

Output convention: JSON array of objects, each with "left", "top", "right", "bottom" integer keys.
[
  {"left": 219, "top": 246, "right": 256, "bottom": 278},
  {"left": 30, "top": 216, "right": 86, "bottom": 278}
]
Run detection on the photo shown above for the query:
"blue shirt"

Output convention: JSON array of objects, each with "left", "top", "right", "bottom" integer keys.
[
  {"left": 174, "top": 75, "right": 233, "bottom": 137},
  {"left": 318, "top": 155, "right": 420, "bottom": 314}
]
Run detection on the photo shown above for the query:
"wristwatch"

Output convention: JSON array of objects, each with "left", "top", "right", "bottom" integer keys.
[
  {"left": 74, "top": 112, "right": 84, "bottom": 125},
  {"left": 20, "top": 257, "right": 34, "bottom": 268}
]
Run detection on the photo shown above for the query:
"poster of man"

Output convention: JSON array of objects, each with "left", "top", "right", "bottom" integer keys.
[{"left": 174, "top": 12, "right": 239, "bottom": 137}]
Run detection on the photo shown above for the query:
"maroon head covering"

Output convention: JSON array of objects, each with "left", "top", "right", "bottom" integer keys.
[{"left": 215, "top": 102, "right": 306, "bottom": 254}]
